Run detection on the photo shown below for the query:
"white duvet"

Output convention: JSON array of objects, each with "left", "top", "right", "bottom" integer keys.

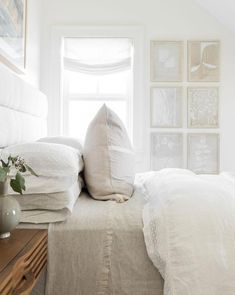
[{"left": 141, "top": 169, "right": 235, "bottom": 295}]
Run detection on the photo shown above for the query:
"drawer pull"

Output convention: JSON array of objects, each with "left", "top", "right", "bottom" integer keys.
[{"left": 13, "top": 270, "right": 35, "bottom": 295}]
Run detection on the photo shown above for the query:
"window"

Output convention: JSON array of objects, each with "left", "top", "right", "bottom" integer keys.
[{"left": 62, "top": 38, "right": 133, "bottom": 142}]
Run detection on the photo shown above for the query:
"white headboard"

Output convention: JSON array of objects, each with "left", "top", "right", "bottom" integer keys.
[{"left": 0, "top": 65, "right": 48, "bottom": 148}]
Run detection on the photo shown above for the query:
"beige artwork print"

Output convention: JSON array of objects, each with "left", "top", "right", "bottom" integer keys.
[
  {"left": 188, "top": 41, "right": 220, "bottom": 82},
  {"left": 187, "top": 133, "right": 219, "bottom": 174},
  {"left": 151, "top": 133, "right": 183, "bottom": 170},
  {"left": 188, "top": 87, "right": 219, "bottom": 128},
  {"left": 151, "top": 41, "right": 183, "bottom": 82},
  {"left": 151, "top": 87, "right": 182, "bottom": 128}
]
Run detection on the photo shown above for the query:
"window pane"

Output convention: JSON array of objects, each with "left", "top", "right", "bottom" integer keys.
[
  {"left": 99, "top": 71, "right": 130, "bottom": 95},
  {"left": 66, "top": 70, "right": 130, "bottom": 96},
  {"left": 66, "top": 70, "right": 98, "bottom": 94},
  {"left": 68, "top": 100, "right": 127, "bottom": 141}
]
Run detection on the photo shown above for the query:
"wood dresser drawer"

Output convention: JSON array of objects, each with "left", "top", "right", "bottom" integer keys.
[{"left": 0, "top": 229, "right": 48, "bottom": 295}]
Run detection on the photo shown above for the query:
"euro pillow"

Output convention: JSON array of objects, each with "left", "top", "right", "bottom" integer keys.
[
  {"left": 2, "top": 142, "right": 84, "bottom": 194},
  {"left": 38, "top": 136, "right": 83, "bottom": 153},
  {"left": 83, "top": 104, "right": 135, "bottom": 202}
]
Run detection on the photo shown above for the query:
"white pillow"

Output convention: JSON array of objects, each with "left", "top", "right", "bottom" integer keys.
[
  {"left": 38, "top": 136, "right": 83, "bottom": 153},
  {"left": 83, "top": 105, "right": 135, "bottom": 202},
  {"left": 2, "top": 142, "right": 84, "bottom": 194}
]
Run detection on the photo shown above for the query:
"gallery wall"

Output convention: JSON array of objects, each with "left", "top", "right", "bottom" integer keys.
[{"left": 40, "top": 0, "right": 235, "bottom": 172}]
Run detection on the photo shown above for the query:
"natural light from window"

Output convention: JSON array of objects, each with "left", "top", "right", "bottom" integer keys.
[{"left": 63, "top": 38, "right": 133, "bottom": 142}]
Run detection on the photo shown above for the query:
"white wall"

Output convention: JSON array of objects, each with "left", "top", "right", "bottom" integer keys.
[
  {"left": 195, "top": 0, "right": 235, "bottom": 35},
  {"left": 0, "top": 0, "right": 42, "bottom": 87},
  {"left": 40, "top": 0, "right": 235, "bottom": 172},
  {"left": 24, "top": 0, "right": 42, "bottom": 87}
]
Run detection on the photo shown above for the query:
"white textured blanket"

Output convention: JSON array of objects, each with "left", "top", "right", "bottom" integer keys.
[{"left": 142, "top": 169, "right": 235, "bottom": 295}]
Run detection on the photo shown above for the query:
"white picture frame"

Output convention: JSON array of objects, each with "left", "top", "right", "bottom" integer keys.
[
  {"left": 151, "top": 87, "right": 183, "bottom": 128},
  {"left": 187, "top": 133, "right": 219, "bottom": 174},
  {"left": 187, "top": 87, "right": 219, "bottom": 128},
  {"left": 188, "top": 41, "right": 220, "bottom": 82},
  {"left": 150, "top": 132, "right": 183, "bottom": 170},
  {"left": 150, "top": 41, "right": 183, "bottom": 82}
]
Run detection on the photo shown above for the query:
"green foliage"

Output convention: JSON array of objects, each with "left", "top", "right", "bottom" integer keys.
[
  {"left": 0, "top": 155, "right": 38, "bottom": 195},
  {"left": 0, "top": 167, "right": 7, "bottom": 182},
  {"left": 10, "top": 172, "right": 26, "bottom": 195}
]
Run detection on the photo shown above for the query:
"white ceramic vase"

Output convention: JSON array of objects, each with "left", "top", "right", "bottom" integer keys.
[{"left": 0, "top": 181, "right": 21, "bottom": 239}]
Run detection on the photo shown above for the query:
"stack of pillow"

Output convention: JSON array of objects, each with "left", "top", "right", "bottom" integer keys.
[
  {"left": 3, "top": 138, "right": 84, "bottom": 223},
  {"left": 2, "top": 104, "right": 135, "bottom": 224}
]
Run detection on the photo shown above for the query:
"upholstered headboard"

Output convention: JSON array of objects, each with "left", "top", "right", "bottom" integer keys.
[{"left": 0, "top": 65, "right": 48, "bottom": 148}]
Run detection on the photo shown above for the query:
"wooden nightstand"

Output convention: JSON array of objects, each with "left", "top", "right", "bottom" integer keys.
[{"left": 0, "top": 229, "right": 47, "bottom": 295}]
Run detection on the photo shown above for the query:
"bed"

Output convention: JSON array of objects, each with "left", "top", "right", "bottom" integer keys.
[{"left": 0, "top": 65, "right": 164, "bottom": 294}]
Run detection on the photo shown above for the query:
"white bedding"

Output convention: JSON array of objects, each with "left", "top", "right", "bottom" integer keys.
[
  {"left": 3, "top": 142, "right": 84, "bottom": 194},
  {"left": 142, "top": 169, "right": 235, "bottom": 295},
  {"left": 18, "top": 180, "right": 82, "bottom": 224},
  {"left": 20, "top": 208, "right": 72, "bottom": 224}
]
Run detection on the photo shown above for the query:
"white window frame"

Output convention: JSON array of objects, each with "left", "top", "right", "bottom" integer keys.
[{"left": 49, "top": 26, "right": 146, "bottom": 170}]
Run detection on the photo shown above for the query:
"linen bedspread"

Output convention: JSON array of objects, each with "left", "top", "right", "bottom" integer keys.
[{"left": 46, "top": 189, "right": 163, "bottom": 295}]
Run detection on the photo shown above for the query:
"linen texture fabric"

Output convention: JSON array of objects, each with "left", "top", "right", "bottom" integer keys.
[{"left": 83, "top": 105, "right": 135, "bottom": 202}]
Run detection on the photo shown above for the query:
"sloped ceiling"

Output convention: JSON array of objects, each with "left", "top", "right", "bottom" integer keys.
[{"left": 195, "top": 0, "right": 235, "bottom": 33}]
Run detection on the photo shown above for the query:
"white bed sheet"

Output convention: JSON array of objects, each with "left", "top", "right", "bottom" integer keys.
[{"left": 16, "top": 180, "right": 82, "bottom": 224}]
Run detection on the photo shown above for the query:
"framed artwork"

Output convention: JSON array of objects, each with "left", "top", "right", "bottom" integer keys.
[
  {"left": 151, "top": 87, "right": 183, "bottom": 128},
  {"left": 150, "top": 41, "right": 183, "bottom": 82},
  {"left": 0, "top": 0, "right": 27, "bottom": 73},
  {"left": 150, "top": 132, "right": 183, "bottom": 170},
  {"left": 188, "top": 41, "right": 220, "bottom": 82},
  {"left": 188, "top": 87, "right": 219, "bottom": 128},
  {"left": 187, "top": 133, "right": 219, "bottom": 174}
]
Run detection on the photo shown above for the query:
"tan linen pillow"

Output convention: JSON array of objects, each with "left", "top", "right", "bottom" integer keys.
[{"left": 83, "top": 105, "right": 135, "bottom": 202}]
